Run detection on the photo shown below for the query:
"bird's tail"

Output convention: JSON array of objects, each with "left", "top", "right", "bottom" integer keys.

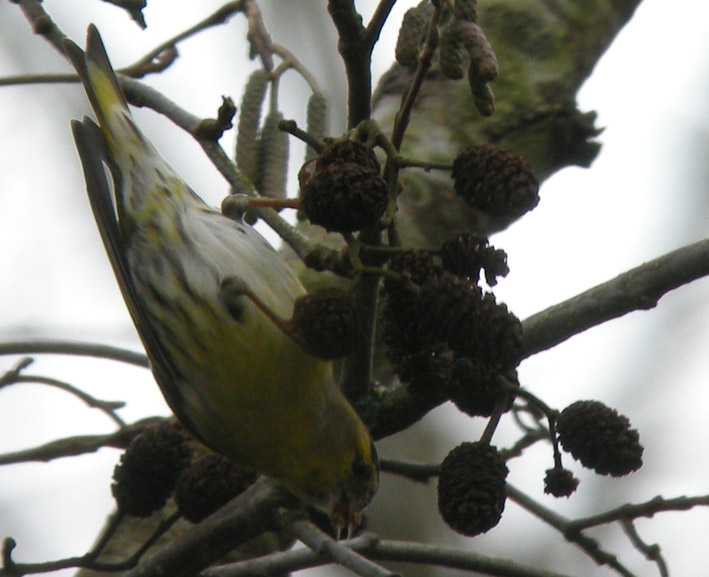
[{"left": 64, "top": 25, "right": 136, "bottom": 154}]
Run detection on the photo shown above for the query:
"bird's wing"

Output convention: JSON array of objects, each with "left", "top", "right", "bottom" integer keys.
[{"left": 71, "top": 117, "right": 201, "bottom": 435}]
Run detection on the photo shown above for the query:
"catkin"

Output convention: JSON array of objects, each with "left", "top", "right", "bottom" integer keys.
[
  {"left": 305, "top": 92, "right": 328, "bottom": 162},
  {"left": 259, "top": 111, "right": 289, "bottom": 199},
  {"left": 236, "top": 69, "right": 269, "bottom": 185}
]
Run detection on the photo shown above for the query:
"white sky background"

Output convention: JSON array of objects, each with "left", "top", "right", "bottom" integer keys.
[{"left": 0, "top": 1, "right": 707, "bottom": 576}]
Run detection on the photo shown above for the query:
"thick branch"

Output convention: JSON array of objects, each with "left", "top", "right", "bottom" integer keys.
[
  {"left": 365, "top": 239, "right": 709, "bottom": 440},
  {"left": 521, "top": 238, "right": 709, "bottom": 358},
  {"left": 327, "top": 0, "right": 372, "bottom": 127},
  {"left": 123, "top": 479, "right": 297, "bottom": 577}
]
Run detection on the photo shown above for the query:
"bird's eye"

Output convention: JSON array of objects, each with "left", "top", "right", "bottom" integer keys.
[{"left": 351, "top": 454, "right": 370, "bottom": 479}]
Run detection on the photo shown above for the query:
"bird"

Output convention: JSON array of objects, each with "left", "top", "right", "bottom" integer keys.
[{"left": 65, "top": 25, "right": 378, "bottom": 534}]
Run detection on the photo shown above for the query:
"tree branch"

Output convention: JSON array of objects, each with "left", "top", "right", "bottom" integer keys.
[
  {"left": 521, "top": 238, "right": 709, "bottom": 358},
  {"left": 201, "top": 535, "right": 579, "bottom": 577},
  {"left": 0, "top": 419, "right": 162, "bottom": 465},
  {"left": 121, "top": 479, "right": 298, "bottom": 577},
  {"left": 327, "top": 0, "right": 372, "bottom": 127},
  {"left": 286, "top": 520, "right": 397, "bottom": 577},
  {"left": 507, "top": 484, "right": 636, "bottom": 577},
  {"left": 567, "top": 494, "right": 709, "bottom": 532},
  {"left": 0, "top": 339, "right": 149, "bottom": 367}
]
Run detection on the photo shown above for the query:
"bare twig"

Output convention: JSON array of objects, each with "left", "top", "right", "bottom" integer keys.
[
  {"left": 15, "top": 0, "right": 68, "bottom": 54},
  {"left": 240, "top": 0, "right": 275, "bottom": 70},
  {"left": 0, "top": 419, "right": 163, "bottom": 465},
  {"left": 0, "top": 339, "right": 149, "bottom": 367},
  {"left": 380, "top": 458, "right": 438, "bottom": 483},
  {"left": 202, "top": 535, "right": 579, "bottom": 577},
  {"left": 4, "top": 374, "right": 126, "bottom": 426},
  {"left": 0, "top": 510, "right": 181, "bottom": 576},
  {"left": 620, "top": 519, "right": 669, "bottom": 577},
  {"left": 123, "top": 3, "right": 244, "bottom": 76},
  {"left": 507, "top": 484, "right": 637, "bottom": 577},
  {"left": 390, "top": 2, "right": 443, "bottom": 151},
  {"left": 0, "top": 73, "right": 76, "bottom": 87},
  {"left": 286, "top": 519, "right": 398, "bottom": 577},
  {"left": 364, "top": 1, "right": 398, "bottom": 48},
  {"left": 567, "top": 494, "right": 709, "bottom": 532}
]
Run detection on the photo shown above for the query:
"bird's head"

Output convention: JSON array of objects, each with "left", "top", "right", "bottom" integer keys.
[
  {"left": 287, "top": 423, "right": 379, "bottom": 539},
  {"left": 326, "top": 438, "right": 379, "bottom": 538}
]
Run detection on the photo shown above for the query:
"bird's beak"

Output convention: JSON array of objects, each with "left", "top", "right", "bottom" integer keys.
[{"left": 330, "top": 495, "right": 362, "bottom": 540}]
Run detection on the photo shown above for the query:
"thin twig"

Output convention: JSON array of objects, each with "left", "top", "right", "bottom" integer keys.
[
  {"left": 0, "top": 339, "right": 149, "bottom": 367},
  {"left": 364, "top": 0, "right": 398, "bottom": 48},
  {"left": 0, "top": 73, "right": 76, "bottom": 87},
  {"left": 380, "top": 458, "right": 438, "bottom": 483},
  {"left": 0, "top": 419, "right": 163, "bottom": 465},
  {"left": 6, "top": 374, "right": 126, "bottom": 426},
  {"left": 286, "top": 519, "right": 398, "bottom": 577},
  {"left": 123, "top": 2, "right": 244, "bottom": 76},
  {"left": 499, "top": 429, "right": 549, "bottom": 461},
  {"left": 567, "top": 494, "right": 709, "bottom": 532},
  {"left": 390, "top": 2, "right": 443, "bottom": 151},
  {"left": 202, "top": 535, "right": 579, "bottom": 577},
  {"left": 89, "top": 511, "right": 183, "bottom": 571},
  {"left": 0, "top": 509, "right": 182, "bottom": 575},
  {"left": 240, "top": 0, "right": 275, "bottom": 70},
  {"left": 506, "top": 484, "right": 637, "bottom": 577},
  {"left": 15, "top": 0, "right": 68, "bottom": 54},
  {"left": 271, "top": 44, "right": 324, "bottom": 94},
  {"left": 619, "top": 519, "right": 669, "bottom": 577}
]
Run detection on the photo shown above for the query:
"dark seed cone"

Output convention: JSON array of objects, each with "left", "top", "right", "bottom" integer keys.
[
  {"left": 111, "top": 422, "right": 192, "bottom": 517},
  {"left": 387, "top": 250, "right": 443, "bottom": 294},
  {"left": 438, "top": 442, "right": 508, "bottom": 536},
  {"left": 417, "top": 274, "right": 485, "bottom": 357},
  {"left": 418, "top": 273, "right": 523, "bottom": 367},
  {"left": 315, "top": 139, "right": 381, "bottom": 173},
  {"left": 393, "top": 342, "right": 456, "bottom": 396},
  {"left": 448, "top": 358, "right": 517, "bottom": 417},
  {"left": 301, "top": 163, "right": 388, "bottom": 233},
  {"left": 439, "top": 233, "right": 509, "bottom": 286},
  {"left": 452, "top": 144, "right": 539, "bottom": 221},
  {"left": 380, "top": 298, "right": 432, "bottom": 366},
  {"left": 175, "top": 455, "right": 258, "bottom": 523},
  {"left": 381, "top": 250, "right": 444, "bottom": 362},
  {"left": 476, "top": 293, "right": 523, "bottom": 368},
  {"left": 290, "top": 288, "right": 361, "bottom": 359},
  {"left": 544, "top": 467, "right": 580, "bottom": 498},
  {"left": 556, "top": 401, "right": 644, "bottom": 477}
]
